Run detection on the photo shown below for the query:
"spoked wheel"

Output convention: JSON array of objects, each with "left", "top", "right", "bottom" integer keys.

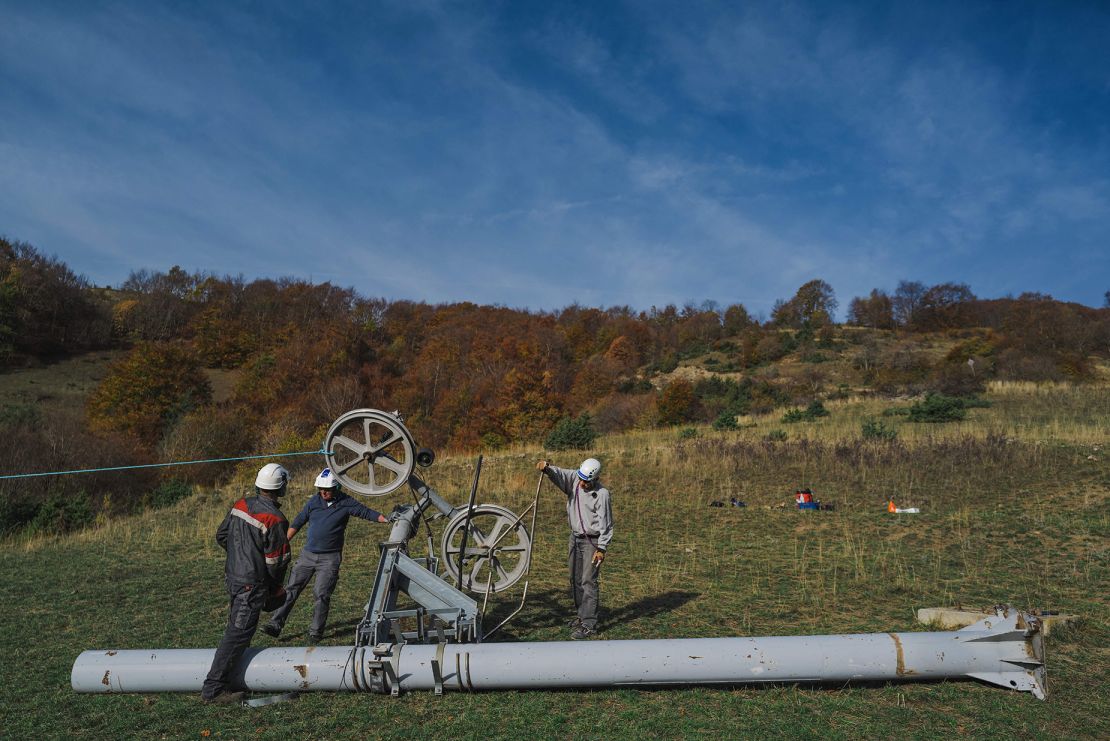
[
  {"left": 322, "top": 409, "right": 415, "bottom": 497},
  {"left": 440, "top": 504, "right": 531, "bottom": 593}
]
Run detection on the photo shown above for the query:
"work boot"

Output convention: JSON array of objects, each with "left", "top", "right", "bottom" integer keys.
[
  {"left": 306, "top": 633, "right": 322, "bottom": 646},
  {"left": 566, "top": 617, "right": 583, "bottom": 629},
  {"left": 203, "top": 690, "right": 246, "bottom": 705},
  {"left": 571, "top": 626, "right": 595, "bottom": 640},
  {"left": 260, "top": 623, "right": 281, "bottom": 639}
]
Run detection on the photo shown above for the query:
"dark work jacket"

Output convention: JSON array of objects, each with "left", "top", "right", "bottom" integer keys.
[
  {"left": 215, "top": 494, "right": 291, "bottom": 588},
  {"left": 290, "top": 491, "right": 382, "bottom": 554}
]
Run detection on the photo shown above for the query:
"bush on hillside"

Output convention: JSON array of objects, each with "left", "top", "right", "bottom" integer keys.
[
  {"left": 656, "top": 379, "right": 701, "bottom": 426},
  {"left": 28, "top": 490, "right": 92, "bottom": 535},
  {"left": 86, "top": 342, "right": 212, "bottom": 442},
  {"left": 861, "top": 418, "right": 898, "bottom": 441},
  {"left": 544, "top": 413, "right": 597, "bottom": 451},
  {"left": 712, "top": 411, "right": 739, "bottom": 430},
  {"left": 146, "top": 479, "right": 193, "bottom": 509},
  {"left": 908, "top": 393, "right": 969, "bottom": 423},
  {"left": 782, "top": 400, "right": 830, "bottom": 423}
]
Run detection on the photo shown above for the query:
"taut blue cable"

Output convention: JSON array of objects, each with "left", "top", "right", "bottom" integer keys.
[{"left": 0, "top": 450, "right": 332, "bottom": 480}]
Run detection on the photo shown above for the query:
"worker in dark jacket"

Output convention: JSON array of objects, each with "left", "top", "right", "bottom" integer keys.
[
  {"left": 201, "top": 463, "right": 292, "bottom": 704},
  {"left": 261, "top": 468, "right": 387, "bottom": 643}
]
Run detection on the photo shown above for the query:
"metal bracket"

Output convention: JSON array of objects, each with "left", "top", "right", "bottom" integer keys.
[
  {"left": 431, "top": 641, "right": 447, "bottom": 696},
  {"left": 388, "top": 645, "right": 402, "bottom": 697}
]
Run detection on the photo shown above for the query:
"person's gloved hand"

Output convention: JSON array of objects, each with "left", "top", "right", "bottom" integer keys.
[
  {"left": 536, "top": 460, "right": 548, "bottom": 471},
  {"left": 591, "top": 550, "right": 605, "bottom": 567},
  {"left": 263, "top": 585, "right": 287, "bottom": 612}
]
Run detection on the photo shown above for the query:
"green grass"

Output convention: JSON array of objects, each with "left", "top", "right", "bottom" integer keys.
[
  {"left": 0, "top": 350, "right": 123, "bottom": 413},
  {"left": 1, "top": 385, "right": 1108, "bottom": 738}
]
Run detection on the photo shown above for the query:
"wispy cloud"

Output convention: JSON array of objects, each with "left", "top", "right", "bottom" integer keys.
[{"left": 0, "top": 1, "right": 1107, "bottom": 311}]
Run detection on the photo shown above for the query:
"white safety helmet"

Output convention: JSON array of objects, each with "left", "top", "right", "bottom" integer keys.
[
  {"left": 314, "top": 468, "right": 340, "bottom": 489},
  {"left": 577, "top": 458, "right": 601, "bottom": 482},
  {"left": 255, "top": 463, "right": 289, "bottom": 492}
]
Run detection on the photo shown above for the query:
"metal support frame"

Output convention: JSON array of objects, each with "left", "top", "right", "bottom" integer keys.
[{"left": 356, "top": 473, "right": 481, "bottom": 647}]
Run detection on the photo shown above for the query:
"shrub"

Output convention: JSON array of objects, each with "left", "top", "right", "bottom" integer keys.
[
  {"left": 28, "top": 490, "right": 92, "bottom": 535},
  {"left": 678, "top": 427, "right": 699, "bottom": 440},
  {"left": 656, "top": 379, "right": 701, "bottom": 426},
  {"left": 480, "top": 432, "right": 507, "bottom": 450},
  {"left": 147, "top": 479, "right": 193, "bottom": 509},
  {"left": 861, "top": 419, "right": 898, "bottom": 441},
  {"left": 806, "top": 400, "right": 830, "bottom": 418},
  {"left": 782, "top": 400, "right": 830, "bottom": 423},
  {"left": 616, "top": 378, "right": 653, "bottom": 394},
  {"left": 929, "top": 361, "right": 986, "bottom": 396},
  {"left": 653, "top": 353, "right": 679, "bottom": 374},
  {"left": 0, "top": 492, "right": 39, "bottom": 534},
  {"left": 712, "top": 411, "right": 739, "bottom": 430},
  {"left": 544, "top": 413, "right": 597, "bottom": 451},
  {"left": 591, "top": 392, "right": 655, "bottom": 432},
  {"left": 764, "top": 429, "right": 788, "bottom": 442},
  {"left": 908, "top": 393, "right": 968, "bottom": 423},
  {"left": 86, "top": 341, "right": 212, "bottom": 442},
  {"left": 782, "top": 408, "right": 808, "bottom": 423}
]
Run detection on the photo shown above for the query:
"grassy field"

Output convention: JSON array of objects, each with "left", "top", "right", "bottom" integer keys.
[{"left": 1, "top": 382, "right": 1107, "bottom": 739}]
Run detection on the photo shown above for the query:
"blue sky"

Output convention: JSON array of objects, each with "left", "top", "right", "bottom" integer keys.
[{"left": 1, "top": 1, "right": 1108, "bottom": 316}]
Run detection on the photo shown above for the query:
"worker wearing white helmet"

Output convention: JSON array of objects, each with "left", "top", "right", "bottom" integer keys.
[
  {"left": 202, "top": 463, "right": 292, "bottom": 703},
  {"left": 261, "top": 467, "right": 388, "bottom": 644},
  {"left": 537, "top": 456, "right": 614, "bottom": 639}
]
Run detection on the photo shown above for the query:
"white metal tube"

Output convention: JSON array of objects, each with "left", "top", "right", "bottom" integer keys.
[
  {"left": 71, "top": 611, "right": 1045, "bottom": 698},
  {"left": 72, "top": 647, "right": 358, "bottom": 693}
]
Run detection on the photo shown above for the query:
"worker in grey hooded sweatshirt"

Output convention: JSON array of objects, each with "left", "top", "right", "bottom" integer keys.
[{"left": 536, "top": 457, "right": 613, "bottom": 639}]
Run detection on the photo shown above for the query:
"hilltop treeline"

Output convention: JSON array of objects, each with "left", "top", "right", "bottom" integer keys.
[{"left": 2, "top": 236, "right": 1109, "bottom": 533}]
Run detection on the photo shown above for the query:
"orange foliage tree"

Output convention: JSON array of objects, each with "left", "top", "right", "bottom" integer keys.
[{"left": 86, "top": 342, "right": 212, "bottom": 443}]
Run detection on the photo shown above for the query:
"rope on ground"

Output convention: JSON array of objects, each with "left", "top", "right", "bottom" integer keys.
[{"left": 0, "top": 450, "right": 332, "bottom": 480}]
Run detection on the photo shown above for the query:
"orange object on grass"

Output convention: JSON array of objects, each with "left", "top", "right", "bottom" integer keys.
[{"left": 888, "top": 500, "right": 897, "bottom": 513}]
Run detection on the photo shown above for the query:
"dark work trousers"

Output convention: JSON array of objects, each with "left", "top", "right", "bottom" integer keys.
[
  {"left": 202, "top": 582, "right": 267, "bottom": 699},
  {"left": 568, "top": 535, "right": 601, "bottom": 630},
  {"left": 266, "top": 550, "right": 342, "bottom": 638}
]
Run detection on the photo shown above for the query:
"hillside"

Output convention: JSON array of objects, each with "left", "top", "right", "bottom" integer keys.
[
  {"left": 1, "top": 380, "right": 1106, "bottom": 738},
  {"left": 2, "top": 240, "right": 1109, "bottom": 536}
]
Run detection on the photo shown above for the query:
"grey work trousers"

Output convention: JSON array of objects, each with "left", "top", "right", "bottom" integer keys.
[
  {"left": 568, "top": 535, "right": 601, "bottom": 630},
  {"left": 267, "top": 550, "right": 342, "bottom": 637},
  {"left": 202, "top": 582, "right": 267, "bottom": 699}
]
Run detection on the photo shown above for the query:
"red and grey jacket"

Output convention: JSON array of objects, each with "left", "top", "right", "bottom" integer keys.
[{"left": 215, "top": 495, "right": 291, "bottom": 587}]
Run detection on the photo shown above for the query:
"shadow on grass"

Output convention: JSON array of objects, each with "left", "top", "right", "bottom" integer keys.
[
  {"left": 485, "top": 588, "right": 701, "bottom": 639},
  {"left": 306, "top": 589, "right": 700, "bottom": 644}
]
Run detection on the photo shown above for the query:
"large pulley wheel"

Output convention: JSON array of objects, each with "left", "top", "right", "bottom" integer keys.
[
  {"left": 440, "top": 505, "right": 531, "bottom": 594},
  {"left": 323, "top": 409, "right": 415, "bottom": 497}
]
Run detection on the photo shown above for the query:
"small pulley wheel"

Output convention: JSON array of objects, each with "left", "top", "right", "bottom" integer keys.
[
  {"left": 322, "top": 409, "right": 415, "bottom": 497},
  {"left": 440, "top": 504, "right": 531, "bottom": 593}
]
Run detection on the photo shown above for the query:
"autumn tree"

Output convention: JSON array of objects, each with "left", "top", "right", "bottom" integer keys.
[
  {"left": 771, "top": 280, "right": 838, "bottom": 329},
  {"left": 675, "top": 302, "right": 723, "bottom": 354},
  {"left": 847, "top": 289, "right": 895, "bottom": 329},
  {"left": 723, "top": 303, "right": 754, "bottom": 335},
  {"left": 0, "top": 238, "right": 111, "bottom": 361},
  {"left": 892, "top": 280, "right": 927, "bottom": 327},
  {"left": 116, "top": 266, "right": 206, "bottom": 341},
  {"left": 913, "top": 282, "right": 977, "bottom": 330},
  {"left": 86, "top": 342, "right": 212, "bottom": 442},
  {"left": 603, "top": 335, "right": 640, "bottom": 373},
  {"left": 656, "top": 379, "right": 701, "bottom": 426}
]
